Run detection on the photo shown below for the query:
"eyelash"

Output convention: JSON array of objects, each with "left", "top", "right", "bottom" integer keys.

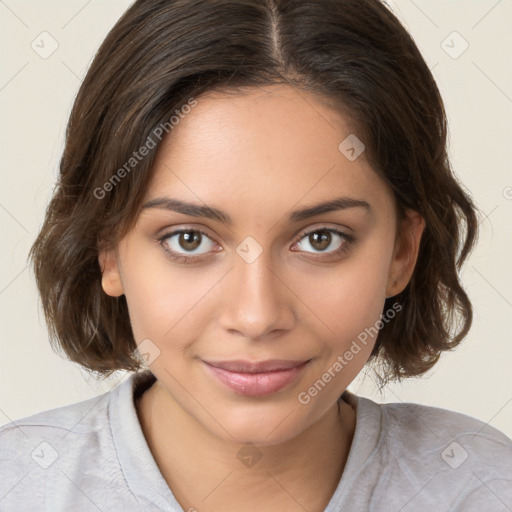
[{"left": 157, "top": 226, "right": 355, "bottom": 264}]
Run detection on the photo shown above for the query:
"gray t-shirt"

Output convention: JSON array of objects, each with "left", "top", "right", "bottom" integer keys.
[{"left": 1, "top": 370, "right": 511, "bottom": 511}]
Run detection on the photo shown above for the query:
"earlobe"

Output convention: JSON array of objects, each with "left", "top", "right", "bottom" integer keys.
[
  {"left": 98, "top": 248, "right": 124, "bottom": 297},
  {"left": 386, "top": 210, "right": 425, "bottom": 298}
]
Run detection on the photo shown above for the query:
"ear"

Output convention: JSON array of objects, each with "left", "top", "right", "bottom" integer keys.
[
  {"left": 386, "top": 209, "right": 425, "bottom": 298},
  {"left": 98, "top": 247, "right": 124, "bottom": 297}
]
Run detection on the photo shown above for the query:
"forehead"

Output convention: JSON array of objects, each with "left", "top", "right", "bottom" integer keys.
[{"left": 144, "top": 84, "right": 394, "bottom": 224}]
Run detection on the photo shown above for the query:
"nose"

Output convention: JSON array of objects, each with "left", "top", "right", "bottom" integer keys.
[{"left": 218, "top": 247, "right": 296, "bottom": 341}]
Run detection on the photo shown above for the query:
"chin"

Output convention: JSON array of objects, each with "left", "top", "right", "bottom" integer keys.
[{"left": 208, "top": 400, "right": 314, "bottom": 447}]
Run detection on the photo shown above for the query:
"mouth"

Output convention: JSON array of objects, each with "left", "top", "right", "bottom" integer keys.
[{"left": 202, "top": 359, "right": 311, "bottom": 397}]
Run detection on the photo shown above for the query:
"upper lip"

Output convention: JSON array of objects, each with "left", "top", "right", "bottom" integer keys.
[{"left": 204, "top": 359, "right": 309, "bottom": 373}]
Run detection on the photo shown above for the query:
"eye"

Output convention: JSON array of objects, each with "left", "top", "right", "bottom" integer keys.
[
  {"left": 158, "top": 229, "right": 219, "bottom": 262},
  {"left": 292, "top": 227, "right": 354, "bottom": 259},
  {"left": 158, "top": 226, "right": 354, "bottom": 264}
]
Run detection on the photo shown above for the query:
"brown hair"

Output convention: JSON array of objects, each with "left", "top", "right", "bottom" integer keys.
[{"left": 29, "top": 0, "right": 478, "bottom": 386}]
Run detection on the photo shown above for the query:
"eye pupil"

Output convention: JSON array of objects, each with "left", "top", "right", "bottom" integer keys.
[
  {"left": 310, "top": 231, "right": 331, "bottom": 251},
  {"left": 180, "top": 231, "right": 201, "bottom": 251}
]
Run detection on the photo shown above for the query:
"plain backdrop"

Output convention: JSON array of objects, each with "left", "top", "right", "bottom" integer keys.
[{"left": 0, "top": 0, "right": 511, "bottom": 438}]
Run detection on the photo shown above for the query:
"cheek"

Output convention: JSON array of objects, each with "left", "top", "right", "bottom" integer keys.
[
  {"left": 120, "top": 250, "right": 219, "bottom": 350},
  {"left": 121, "top": 227, "right": 394, "bottom": 357},
  {"left": 295, "top": 239, "right": 393, "bottom": 340},
  {"left": 290, "top": 242, "right": 394, "bottom": 400},
  {"left": 117, "top": 243, "right": 178, "bottom": 340}
]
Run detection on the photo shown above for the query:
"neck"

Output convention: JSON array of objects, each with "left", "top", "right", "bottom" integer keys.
[{"left": 135, "top": 379, "right": 356, "bottom": 512}]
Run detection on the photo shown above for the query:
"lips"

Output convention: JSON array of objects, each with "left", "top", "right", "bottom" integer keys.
[
  {"left": 203, "top": 359, "right": 310, "bottom": 396},
  {"left": 205, "top": 359, "right": 308, "bottom": 373}
]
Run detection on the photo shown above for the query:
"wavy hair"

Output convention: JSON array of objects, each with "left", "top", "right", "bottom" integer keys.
[{"left": 29, "top": 0, "right": 478, "bottom": 386}]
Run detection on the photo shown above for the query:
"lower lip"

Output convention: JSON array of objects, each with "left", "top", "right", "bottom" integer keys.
[{"left": 203, "top": 361, "right": 309, "bottom": 397}]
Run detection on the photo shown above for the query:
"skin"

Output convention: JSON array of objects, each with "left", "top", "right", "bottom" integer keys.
[{"left": 99, "top": 84, "right": 425, "bottom": 512}]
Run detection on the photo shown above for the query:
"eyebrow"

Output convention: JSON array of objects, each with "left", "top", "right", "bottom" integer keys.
[{"left": 142, "top": 196, "right": 372, "bottom": 225}]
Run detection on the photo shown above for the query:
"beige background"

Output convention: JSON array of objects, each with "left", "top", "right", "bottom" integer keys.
[{"left": 0, "top": 0, "right": 511, "bottom": 438}]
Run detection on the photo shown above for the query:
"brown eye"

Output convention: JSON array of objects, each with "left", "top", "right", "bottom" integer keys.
[
  {"left": 178, "top": 231, "right": 201, "bottom": 251},
  {"left": 292, "top": 227, "right": 354, "bottom": 260},
  {"left": 296, "top": 228, "right": 345, "bottom": 254},
  {"left": 308, "top": 231, "right": 332, "bottom": 251},
  {"left": 159, "top": 229, "right": 217, "bottom": 260}
]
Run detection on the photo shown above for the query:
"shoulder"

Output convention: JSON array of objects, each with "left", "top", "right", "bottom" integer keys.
[
  {"left": 361, "top": 396, "right": 512, "bottom": 510},
  {"left": 0, "top": 387, "right": 114, "bottom": 478},
  {"left": 0, "top": 386, "right": 112, "bottom": 447},
  {"left": 0, "top": 385, "right": 121, "bottom": 510},
  {"left": 378, "top": 399, "right": 512, "bottom": 462},
  {"left": 0, "top": 372, "right": 163, "bottom": 511}
]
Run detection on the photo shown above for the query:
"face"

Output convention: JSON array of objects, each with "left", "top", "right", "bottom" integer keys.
[{"left": 100, "top": 84, "right": 424, "bottom": 446}]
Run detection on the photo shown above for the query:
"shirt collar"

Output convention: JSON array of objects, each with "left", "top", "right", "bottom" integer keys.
[{"left": 109, "top": 371, "right": 382, "bottom": 511}]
